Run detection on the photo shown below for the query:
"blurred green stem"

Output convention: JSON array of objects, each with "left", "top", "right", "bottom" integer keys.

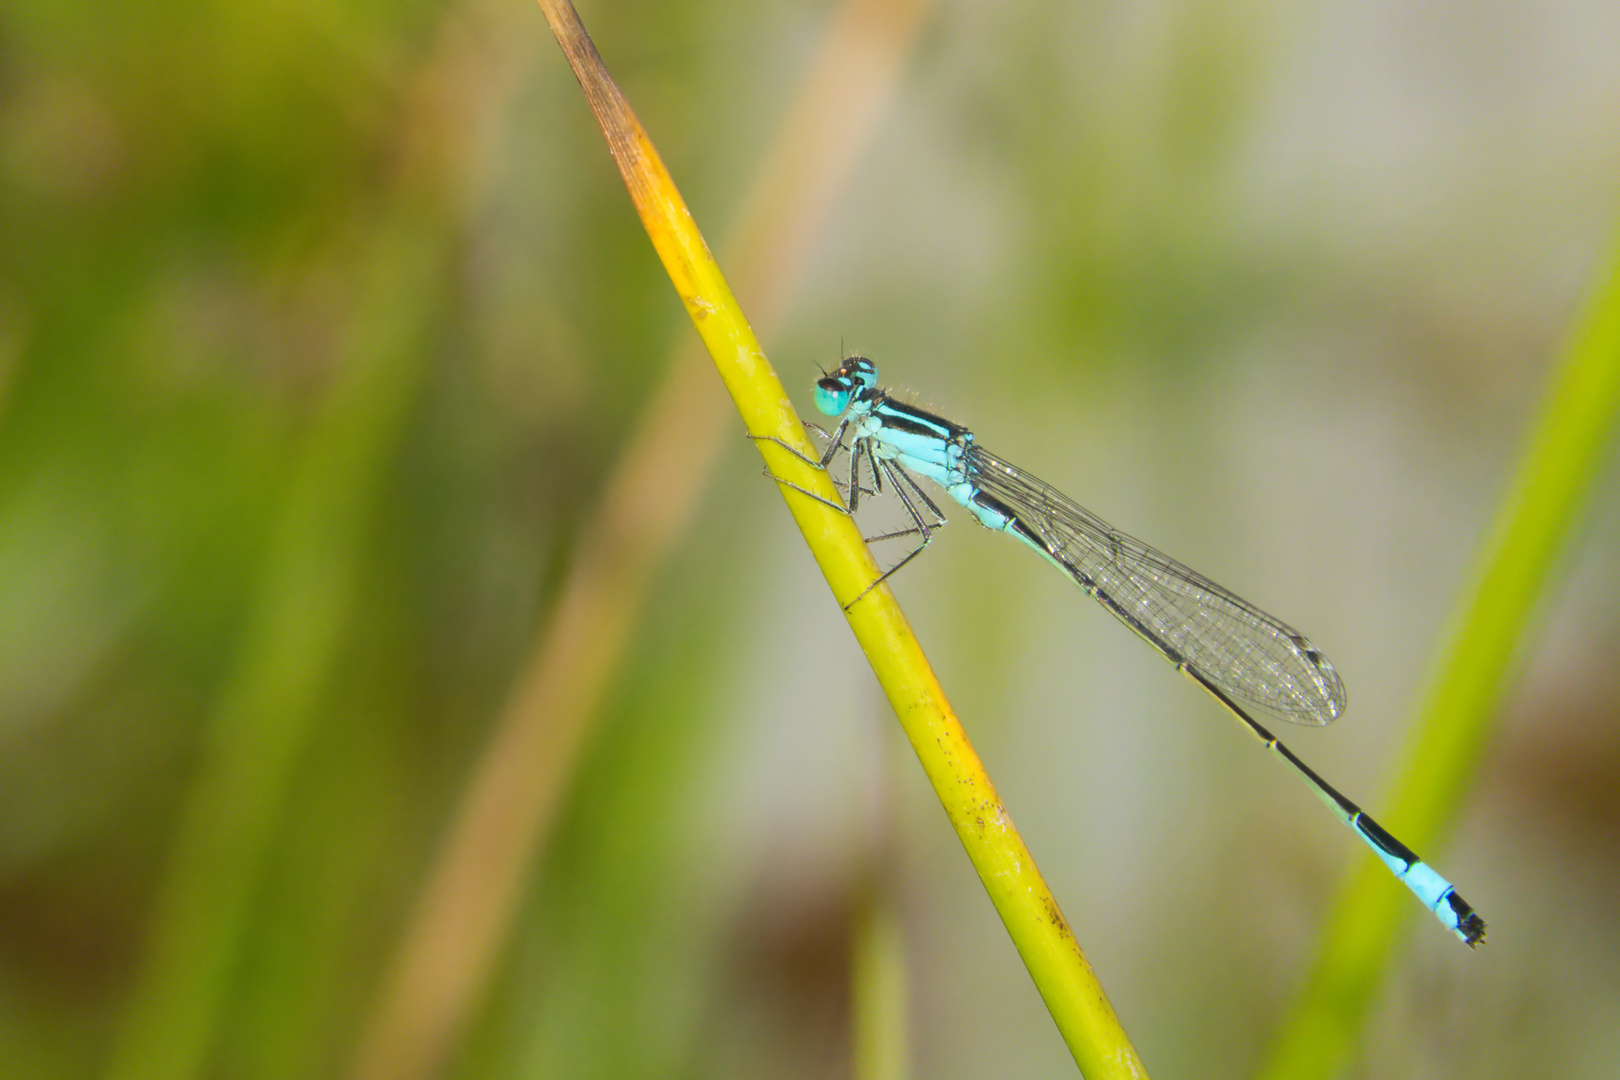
[
  {"left": 1261, "top": 235, "right": 1620, "bottom": 1080},
  {"left": 98, "top": 4, "right": 517, "bottom": 1073},
  {"left": 101, "top": 226, "right": 444, "bottom": 1080},
  {"left": 852, "top": 878, "right": 910, "bottom": 1080}
]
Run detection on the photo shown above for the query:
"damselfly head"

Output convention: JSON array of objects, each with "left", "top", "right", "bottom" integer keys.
[{"left": 812, "top": 355, "right": 878, "bottom": 417}]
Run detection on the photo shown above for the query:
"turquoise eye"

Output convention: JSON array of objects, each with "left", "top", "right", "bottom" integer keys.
[{"left": 813, "top": 379, "right": 852, "bottom": 416}]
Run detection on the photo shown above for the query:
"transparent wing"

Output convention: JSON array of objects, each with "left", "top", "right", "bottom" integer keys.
[{"left": 967, "top": 447, "right": 1346, "bottom": 726}]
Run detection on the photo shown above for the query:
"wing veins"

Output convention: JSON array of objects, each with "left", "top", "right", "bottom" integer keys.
[{"left": 968, "top": 447, "right": 1346, "bottom": 725}]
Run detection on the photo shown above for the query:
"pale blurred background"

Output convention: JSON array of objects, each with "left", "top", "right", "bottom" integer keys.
[{"left": 1, "top": 0, "right": 1617, "bottom": 1078}]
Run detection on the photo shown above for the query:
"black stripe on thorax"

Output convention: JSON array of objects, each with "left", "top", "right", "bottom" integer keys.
[{"left": 871, "top": 394, "right": 972, "bottom": 442}]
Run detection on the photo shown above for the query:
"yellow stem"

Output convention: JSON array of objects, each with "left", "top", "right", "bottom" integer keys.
[{"left": 536, "top": 2, "right": 1148, "bottom": 1075}]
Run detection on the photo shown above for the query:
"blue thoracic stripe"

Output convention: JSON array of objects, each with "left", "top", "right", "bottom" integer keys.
[
  {"left": 796, "top": 354, "right": 1486, "bottom": 947},
  {"left": 871, "top": 398, "right": 968, "bottom": 441}
]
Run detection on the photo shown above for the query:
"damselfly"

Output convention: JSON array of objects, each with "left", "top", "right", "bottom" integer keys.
[{"left": 758, "top": 355, "right": 1486, "bottom": 947}]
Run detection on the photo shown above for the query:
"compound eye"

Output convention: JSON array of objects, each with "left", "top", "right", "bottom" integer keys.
[{"left": 813, "top": 376, "right": 853, "bottom": 416}]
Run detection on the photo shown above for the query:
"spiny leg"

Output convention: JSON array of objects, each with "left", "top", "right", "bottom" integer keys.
[
  {"left": 747, "top": 420, "right": 855, "bottom": 513},
  {"left": 893, "top": 460, "right": 948, "bottom": 530},
  {"left": 846, "top": 437, "right": 885, "bottom": 514},
  {"left": 844, "top": 459, "right": 950, "bottom": 610},
  {"left": 747, "top": 416, "right": 850, "bottom": 470},
  {"left": 841, "top": 445, "right": 879, "bottom": 503}
]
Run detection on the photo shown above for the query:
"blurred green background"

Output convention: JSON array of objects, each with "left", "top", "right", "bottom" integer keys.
[{"left": 1, "top": 0, "right": 1617, "bottom": 1077}]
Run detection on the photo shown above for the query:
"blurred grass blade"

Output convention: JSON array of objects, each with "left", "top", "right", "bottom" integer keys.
[
  {"left": 98, "top": 9, "right": 518, "bottom": 1076},
  {"left": 533, "top": 2, "right": 1148, "bottom": 1076},
  {"left": 348, "top": 1, "right": 936, "bottom": 1077},
  {"left": 853, "top": 876, "right": 911, "bottom": 1080},
  {"left": 1261, "top": 235, "right": 1620, "bottom": 1080},
  {"left": 101, "top": 225, "right": 444, "bottom": 1080}
]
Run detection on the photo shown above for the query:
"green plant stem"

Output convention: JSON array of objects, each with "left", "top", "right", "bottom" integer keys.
[
  {"left": 102, "top": 226, "right": 444, "bottom": 1080},
  {"left": 853, "top": 881, "right": 910, "bottom": 1080},
  {"left": 1261, "top": 236, "right": 1620, "bottom": 1080}
]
